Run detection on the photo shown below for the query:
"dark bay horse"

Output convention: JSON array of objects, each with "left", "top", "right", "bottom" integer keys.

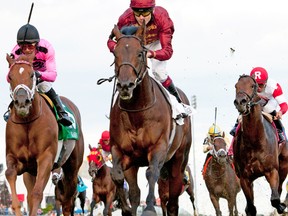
[
  {"left": 52, "top": 169, "right": 87, "bottom": 216},
  {"left": 158, "top": 164, "right": 197, "bottom": 216},
  {"left": 202, "top": 136, "right": 241, "bottom": 216},
  {"left": 5, "top": 54, "right": 84, "bottom": 216},
  {"left": 233, "top": 74, "right": 288, "bottom": 215},
  {"left": 108, "top": 23, "right": 192, "bottom": 216},
  {"left": 87, "top": 145, "right": 117, "bottom": 216}
]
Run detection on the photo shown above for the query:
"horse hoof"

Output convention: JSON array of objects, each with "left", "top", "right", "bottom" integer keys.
[
  {"left": 141, "top": 210, "right": 157, "bottom": 216},
  {"left": 276, "top": 203, "right": 286, "bottom": 214}
]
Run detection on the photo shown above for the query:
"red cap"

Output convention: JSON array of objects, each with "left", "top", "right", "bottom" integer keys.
[{"left": 250, "top": 67, "right": 268, "bottom": 84}]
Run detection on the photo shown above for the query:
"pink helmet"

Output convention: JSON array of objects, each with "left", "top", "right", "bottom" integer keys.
[
  {"left": 250, "top": 67, "right": 268, "bottom": 84},
  {"left": 130, "top": 0, "right": 155, "bottom": 8},
  {"left": 101, "top": 130, "right": 110, "bottom": 140}
]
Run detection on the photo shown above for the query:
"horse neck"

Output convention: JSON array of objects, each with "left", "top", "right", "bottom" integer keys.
[
  {"left": 209, "top": 158, "right": 228, "bottom": 176},
  {"left": 96, "top": 164, "right": 108, "bottom": 177},
  {"left": 242, "top": 104, "right": 264, "bottom": 134}
]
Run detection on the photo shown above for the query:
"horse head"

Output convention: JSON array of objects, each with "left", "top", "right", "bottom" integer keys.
[
  {"left": 211, "top": 136, "right": 228, "bottom": 165},
  {"left": 112, "top": 22, "right": 149, "bottom": 100},
  {"left": 6, "top": 53, "right": 37, "bottom": 117},
  {"left": 234, "top": 74, "right": 259, "bottom": 115},
  {"left": 87, "top": 145, "right": 105, "bottom": 181}
]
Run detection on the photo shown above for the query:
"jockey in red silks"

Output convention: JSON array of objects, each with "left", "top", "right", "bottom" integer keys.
[
  {"left": 229, "top": 67, "right": 288, "bottom": 155},
  {"left": 107, "top": 0, "right": 193, "bottom": 119},
  {"left": 5, "top": 23, "right": 72, "bottom": 126}
]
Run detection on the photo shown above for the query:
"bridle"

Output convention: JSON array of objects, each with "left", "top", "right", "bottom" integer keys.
[
  {"left": 236, "top": 75, "right": 260, "bottom": 116},
  {"left": 9, "top": 60, "right": 36, "bottom": 102},
  {"left": 114, "top": 35, "right": 149, "bottom": 86}
]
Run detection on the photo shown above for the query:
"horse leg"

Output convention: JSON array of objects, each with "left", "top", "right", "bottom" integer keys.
[
  {"left": 5, "top": 160, "right": 22, "bottom": 216},
  {"left": 227, "top": 197, "right": 237, "bottom": 216},
  {"left": 55, "top": 200, "right": 61, "bottom": 216},
  {"left": 80, "top": 191, "right": 86, "bottom": 214},
  {"left": 209, "top": 194, "right": 221, "bottom": 216},
  {"left": 111, "top": 156, "right": 132, "bottom": 216},
  {"left": 124, "top": 167, "right": 140, "bottom": 216},
  {"left": 265, "top": 169, "right": 286, "bottom": 214},
  {"left": 90, "top": 199, "right": 96, "bottom": 216},
  {"left": 186, "top": 180, "right": 197, "bottom": 215},
  {"left": 240, "top": 177, "right": 256, "bottom": 216}
]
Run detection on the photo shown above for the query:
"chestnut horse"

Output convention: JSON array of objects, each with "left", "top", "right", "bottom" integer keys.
[
  {"left": 202, "top": 136, "right": 241, "bottom": 216},
  {"left": 108, "top": 23, "right": 192, "bottom": 216},
  {"left": 87, "top": 145, "right": 117, "bottom": 216},
  {"left": 5, "top": 54, "right": 84, "bottom": 216},
  {"left": 233, "top": 74, "right": 288, "bottom": 215},
  {"left": 158, "top": 164, "right": 197, "bottom": 216}
]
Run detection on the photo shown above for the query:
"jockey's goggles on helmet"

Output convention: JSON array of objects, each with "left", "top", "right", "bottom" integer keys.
[{"left": 133, "top": 8, "right": 153, "bottom": 17}]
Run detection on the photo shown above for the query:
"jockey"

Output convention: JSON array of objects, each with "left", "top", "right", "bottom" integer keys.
[
  {"left": 5, "top": 23, "right": 72, "bottom": 126},
  {"left": 107, "top": 0, "right": 192, "bottom": 119},
  {"left": 230, "top": 67, "right": 288, "bottom": 143},
  {"left": 98, "top": 130, "right": 112, "bottom": 162},
  {"left": 203, "top": 124, "right": 230, "bottom": 162}
]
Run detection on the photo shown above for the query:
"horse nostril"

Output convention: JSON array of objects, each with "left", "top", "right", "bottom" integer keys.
[
  {"left": 128, "top": 82, "right": 135, "bottom": 89},
  {"left": 15, "top": 100, "right": 19, "bottom": 105},
  {"left": 25, "top": 99, "right": 30, "bottom": 105},
  {"left": 240, "top": 99, "right": 247, "bottom": 105},
  {"left": 234, "top": 100, "right": 238, "bottom": 106}
]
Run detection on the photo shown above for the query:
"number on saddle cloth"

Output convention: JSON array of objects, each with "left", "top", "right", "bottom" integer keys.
[{"left": 39, "top": 94, "right": 79, "bottom": 141}]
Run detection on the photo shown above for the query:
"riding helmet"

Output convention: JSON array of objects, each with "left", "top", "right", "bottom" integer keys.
[
  {"left": 17, "top": 24, "right": 40, "bottom": 44},
  {"left": 101, "top": 130, "right": 110, "bottom": 140},
  {"left": 250, "top": 67, "right": 268, "bottom": 84},
  {"left": 208, "top": 124, "right": 222, "bottom": 137},
  {"left": 130, "top": 0, "right": 155, "bottom": 8}
]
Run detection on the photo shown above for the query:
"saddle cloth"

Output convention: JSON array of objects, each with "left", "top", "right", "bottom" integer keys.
[{"left": 40, "top": 94, "right": 79, "bottom": 141}]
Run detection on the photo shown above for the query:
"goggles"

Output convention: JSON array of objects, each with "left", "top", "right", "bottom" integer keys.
[
  {"left": 19, "top": 43, "right": 37, "bottom": 50},
  {"left": 133, "top": 8, "right": 152, "bottom": 17}
]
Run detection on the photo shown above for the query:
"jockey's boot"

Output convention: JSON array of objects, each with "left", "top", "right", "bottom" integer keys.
[
  {"left": 46, "top": 88, "right": 72, "bottom": 126},
  {"left": 230, "top": 120, "right": 239, "bottom": 136},
  {"left": 162, "top": 76, "right": 192, "bottom": 118},
  {"left": 273, "top": 117, "right": 286, "bottom": 144}
]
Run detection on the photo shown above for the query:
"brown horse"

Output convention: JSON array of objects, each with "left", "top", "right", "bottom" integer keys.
[
  {"left": 52, "top": 169, "right": 87, "bottom": 216},
  {"left": 87, "top": 145, "right": 117, "bottom": 216},
  {"left": 5, "top": 53, "right": 84, "bottom": 216},
  {"left": 202, "top": 136, "right": 241, "bottom": 216},
  {"left": 158, "top": 164, "right": 197, "bottom": 216},
  {"left": 233, "top": 74, "right": 288, "bottom": 215},
  {"left": 108, "top": 23, "right": 192, "bottom": 216}
]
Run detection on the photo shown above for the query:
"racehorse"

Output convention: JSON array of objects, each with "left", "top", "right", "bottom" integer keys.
[
  {"left": 233, "top": 74, "right": 288, "bottom": 215},
  {"left": 158, "top": 165, "right": 197, "bottom": 216},
  {"left": 52, "top": 169, "right": 87, "bottom": 216},
  {"left": 87, "top": 144, "right": 117, "bottom": 216},
  {"left": 5, "top": 53, "right": 84, "bottom": 216},
  {"left": 202, "top": 136, "right": 241, "bottom": 216},
  {"left": 108, "top": 22, "right": 192, "bottom": 216}
]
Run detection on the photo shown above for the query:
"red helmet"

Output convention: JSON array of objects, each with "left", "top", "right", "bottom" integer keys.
[
  {"left": 130, "top": 0, "right": 155, "bottom": 8},
  {"left": 101, "top": 130, "right": 110, "bottom": 140},
  {"left": 250, "top": 67, "right": 268, "bottom": 84}
]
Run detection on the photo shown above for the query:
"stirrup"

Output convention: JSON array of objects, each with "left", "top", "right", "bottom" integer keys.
[
  {"left": 58, "top": 113, "right": 72, "bottom": 126},
  {"left": 3, "top": 110, "right": 10, "bottom": 122}
]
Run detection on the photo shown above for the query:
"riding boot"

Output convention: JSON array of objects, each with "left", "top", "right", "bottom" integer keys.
[
  {"left": 273, "top": 119, "right": 286, "bottom": 143},
  {"left": 162, "top": 77, "right": 191, "bottom": 118},
  {"left": 46, "top": 88, "right": 72, "bottom": 126}
]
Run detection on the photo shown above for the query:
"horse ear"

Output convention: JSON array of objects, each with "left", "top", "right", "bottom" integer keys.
[
  {"left": 222, "top": 131, "right": 225, "bottom": 138},
  {"left": 135, "top": 21, "right": 146, "bottom": 44},
  {"left": 6, "top": 53, "right": 14, "bottom": 67},
  {"left": 88, "top": 144, "right": 92, "bottom": 151},
  {"left": 113, "top": 25, "right": 122, "bottom": 41}
]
